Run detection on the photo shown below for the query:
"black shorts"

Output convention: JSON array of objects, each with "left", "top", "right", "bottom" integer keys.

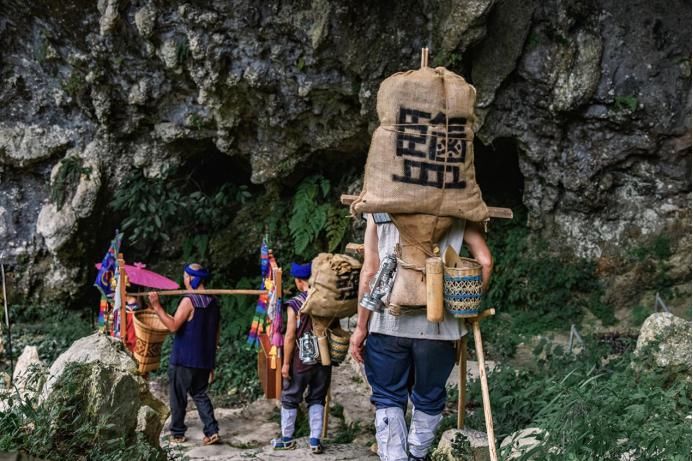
[{"left": 281, "top": 365, "right": 332, "bottom": 409}]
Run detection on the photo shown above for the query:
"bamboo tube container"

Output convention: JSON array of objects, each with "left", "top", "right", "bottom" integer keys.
[
  {"left": 317, "top": 335, "right": 331, "bottom": 366},
  {"left": 426, "top": 256, "right": 444, "bottom": 322}
]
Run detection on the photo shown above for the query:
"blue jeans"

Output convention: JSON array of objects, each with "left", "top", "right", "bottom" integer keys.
[{"left": 364, "top": 333, "right": 456, "bottom": 415}]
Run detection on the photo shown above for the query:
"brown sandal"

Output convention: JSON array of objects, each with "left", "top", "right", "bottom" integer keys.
[{"left": 203, "top": 433, "right": 220, "bottom": 445}]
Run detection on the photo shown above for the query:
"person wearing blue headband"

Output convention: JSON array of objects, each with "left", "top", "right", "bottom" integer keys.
[
  {"left": 271, "top": 261, "right": 331, "bottom": 454},
  {"left": 149, "top": 263, "right": 221, "bottom": 446}
]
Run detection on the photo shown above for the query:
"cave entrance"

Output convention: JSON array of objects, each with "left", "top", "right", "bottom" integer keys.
[
  {"left": 174, "top": 139, "right": 254, "bottom": 193},
  {"left": 474, "top": 137, "right": 525, "bottom": 210}
]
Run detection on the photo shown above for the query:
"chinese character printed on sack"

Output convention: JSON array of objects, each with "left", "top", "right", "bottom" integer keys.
[{"left": 392, "top": 107, "right": 468, "bottom": 189}]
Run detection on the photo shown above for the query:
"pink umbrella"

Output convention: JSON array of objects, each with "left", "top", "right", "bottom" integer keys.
[{"left": 95, "top": 262, "right": 179, "bottom": 290}]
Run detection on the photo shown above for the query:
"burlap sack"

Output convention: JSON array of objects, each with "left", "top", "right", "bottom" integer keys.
[
  {"left": 352, "top": 66, "right": 488, "bottom": 222},
  {"left": 387, "top": 214, "right": 453, "bottom": 314},
  {"left": 301, "top": 253, "right": 362, "bottom": 319}
]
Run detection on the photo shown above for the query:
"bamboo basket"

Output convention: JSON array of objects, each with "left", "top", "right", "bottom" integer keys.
[
  {"left": 328, "top": 328, "right": 351, "bottom": 364},
  {"left": 133, "top": 310, "right": 169, "bottom": 374},
  {"left": 443, "top": 247, "right": 483, "bottom": 318}
]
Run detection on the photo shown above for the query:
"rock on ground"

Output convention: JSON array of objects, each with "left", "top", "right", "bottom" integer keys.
[
  {"left": 446, "top": 360, "right": 498, "bottom": 388},
  {"left": 635, "top": 313, "right": 691, "bottom": 370},
  {"left": 433, "top": 428, "right": 491, "bottom": 461},
  {"left": 42, "top": 333, "right": 168, "bottom": 448},
  {"left": 12, "top": 345, "right": 45, "bottom": 401},
  {"left": 43, "top": 333, "right": 137, "bottom": 396}
]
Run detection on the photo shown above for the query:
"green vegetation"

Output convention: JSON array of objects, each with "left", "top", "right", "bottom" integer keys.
[
  {"left": 627, "top": 234, "right": 676, "bottom": 298},
  {"left": 432, "top": 51, "right": 462, "bottom": 68},
  {"left": 176, "top": 38, "right": 190, "bottom": 65},
  {"left": 330, "top": 421, "right": 361, "bottom": 444},
  {"left": 0, "top": 364, "right": 169, "bottom": 460},
  {"left": 4, "top": 304, "right": 92, "bottom": 367},
  {"left": 479, "top": 209, "right": 615, "bottom": 359},
  {"left": 288, "top": 175, "right": 351, "bottom": 258},
  {"left": 110, "top": 168, "right": 250, "bottom": 258},
  {"left": 431, "top": 432, "right": 473, "bottom": 461},
  {"left": 62, "top": 70, "right": 87, "bottom": 98},
  {"left": 614, "top": 95, "right": 639, "bottom": 112},
  {"left": 437, "top": 338, "right": 690, "bottom": 459},
  {"left": 50, "top": 157, "right": 92, "bottom": 211}
]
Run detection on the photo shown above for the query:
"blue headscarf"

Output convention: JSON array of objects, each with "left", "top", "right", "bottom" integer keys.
[
  {"left": 184, "top": 264, "right": 209, "bottom": 289},
  {"left": 290, "top": 262, "right": 311, "bottom": 280}
]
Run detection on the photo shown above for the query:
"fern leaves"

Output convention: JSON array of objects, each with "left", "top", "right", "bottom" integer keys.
[
  {"left": 326, "top": 207, "right": 350, "bottom": 252},
  {"left": 289, "top": 175, "right": 348, "bottom": 257}
]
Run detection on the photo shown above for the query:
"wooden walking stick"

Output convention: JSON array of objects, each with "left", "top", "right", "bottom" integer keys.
[
  {"left": 457, "top": 336, "right": 467, "bottom": 429},
  {"left": 322, "top": 385, "right": 331, "bottom": 439},
  {"left": 470, "top": 309, "right": 498, "bottom": 461},
  {"left": 118, "top": 253, "right": 127, "bottom": 345},
  {"left": 1, "top": 263, "right": 13, "bottom": 384}
]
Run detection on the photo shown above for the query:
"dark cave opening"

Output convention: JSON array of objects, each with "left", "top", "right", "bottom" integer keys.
[
  {"left": 281, "top": 147, "right": 367, "bottom": 193},
  {"left": 174, "top": 139, "right": 255, "bottom": 193},
  {"left": 474, "top": 137, "right": 525, "bottom": 210}
]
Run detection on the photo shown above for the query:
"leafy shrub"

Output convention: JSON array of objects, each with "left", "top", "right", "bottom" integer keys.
[
  {"left": 480, "top": 209, "right": 614, "bottom": 358},
  {"left": 4, "top": 304, "right": 92, "bottom": 367},
  {"left": 289, "top": 175, "right": 351, "bottom": 258},
  {"left": 110, "top": 168, "right": 249, "bottom": 256},
  {"left": 457, "top": 339, "right": 691, "bottom": 459}
]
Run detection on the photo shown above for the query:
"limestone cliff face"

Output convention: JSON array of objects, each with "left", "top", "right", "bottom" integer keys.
[{"left": 0, "top": 0, "right": 690, "bottom": 301}]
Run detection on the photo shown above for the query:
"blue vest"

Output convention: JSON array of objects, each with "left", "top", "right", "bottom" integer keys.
[{"left": 170, "top": 294, "right": 220, "bottom": 369}]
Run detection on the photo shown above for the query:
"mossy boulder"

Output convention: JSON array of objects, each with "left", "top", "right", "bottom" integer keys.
[
  {"left": 42, "top": 333, "right": 169, "bottom": 450},
  {"left": 635, "top": 313, "right": 691, "bottom": 371}
]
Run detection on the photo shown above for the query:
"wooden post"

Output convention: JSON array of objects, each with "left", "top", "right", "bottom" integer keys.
[
  {"left": 117, "top": 253, "right": 127, "bottom": 345},
  {"left": 127, "top": 289, "right": 267, "bottom": 297},
  {"left": 322, "top": 385, "right": 331, "bottom": 439},
  {"left": 457, "top": 337, "right": 467, "bottom": 429},
  {"left": 472, "top": 319, "right": 498, "bottom": 461},
  {"left": 1, "top": 263, "right": 13, "bottom": 384}
]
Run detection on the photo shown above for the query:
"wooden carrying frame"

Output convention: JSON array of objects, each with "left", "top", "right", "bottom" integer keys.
[
  {"left": 258, "top": 260, "right": 283, "bottom": 400},
  {"left": 258, "top": 332, "right": 282, "bottom": 399}
]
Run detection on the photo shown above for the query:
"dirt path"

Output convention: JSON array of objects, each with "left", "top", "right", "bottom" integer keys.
[{"left": 158, "top": 356, "right": 378, "bottom": 460}]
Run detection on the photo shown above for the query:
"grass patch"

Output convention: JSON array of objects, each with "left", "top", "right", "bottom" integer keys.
[
  {"left": 446, "top": 338, "right": 691, "bottom": 459},
  {"left": 480, "top": 208, "right": 615, "bottom": 359},
  {"left": 2, "top": 304, "right": 92, "bottom": 373}
]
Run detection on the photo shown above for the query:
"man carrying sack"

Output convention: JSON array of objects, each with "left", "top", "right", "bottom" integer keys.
[
  {"left": 350, "top": 215, "right": 492, "bottom": 461},
  {"left": 272, "top": 262, "right": 332, "bottom": 454},
  {"left": 148, "top": 263, "right": 221, "bottom": 446}
]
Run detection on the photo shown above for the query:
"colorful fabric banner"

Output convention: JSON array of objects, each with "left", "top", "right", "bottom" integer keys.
[
  {"left": 94, "top": 232, "right": 123, "bottom": 298},
  {"left": 247, "top": 240, "right": 270, "bottom": 346}
]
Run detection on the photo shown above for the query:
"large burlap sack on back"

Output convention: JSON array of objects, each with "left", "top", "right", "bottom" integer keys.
[
  {"left": 302, "top": 253, "right": 362, "bottom": 319},
  {"left": 352, "top": 66, "right": 488, "bottom": 222},
  {"left": 387, "top": 214, "right": 453, "bottom": 314}
]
